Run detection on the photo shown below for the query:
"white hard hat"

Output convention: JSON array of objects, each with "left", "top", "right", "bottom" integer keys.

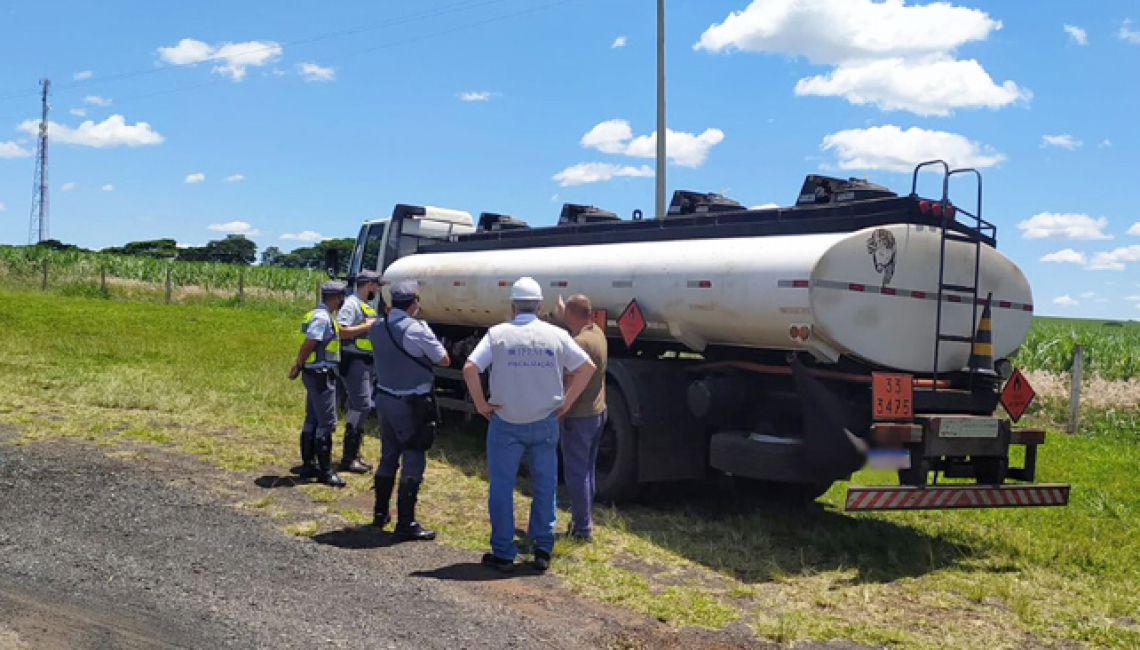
[{"left": 510, "top": 277, "right": 543, "bottom": 302}]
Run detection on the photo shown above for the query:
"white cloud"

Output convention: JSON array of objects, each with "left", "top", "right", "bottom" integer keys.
[
  {"left": 297, "top": 62, "right": 335, "bottom": 82},
  {"left": 1080, "top": 291, "right": 1096, "bottom": 299},
  {"left": 1040, "top": 248, "right": 1087, "bottom": 264},
  {"left": 1100, "top": 139, "right": 1113, "bottom": 148},
  {"left": 61, "top": 182, "right": 76, "bottom": 191},
  {"left": 458, "top": 91, "right": 493, "bottom": 102},
  {"left": 552, "top": 163, "right": 654, "bottom": 187},
  {"left": 612, "top": 36, "right": 628, "bottom": 48},
  {"left": 0, "top": 202, "right": 5, "bottom": 212},
  {"left": 17, "top": 115, "right": 163, "bottom": 148},
  {"left": 1087, "top": 245, "right": 1140, "bottom": 272},
  {"left": 793, "top": 57, "right": 1029, "bottom": 116},
  {"left": 1041, "top": 134, "right": 1082, "bottom": 150},
  {"left": 820, "top": 125, "right": 1004, "bottom": 173},
  {"left": 102, "top": 184, "right": 114, "bottom": 192},
  {"left": 84, "top": 95, "right": 112, "bottom": 107},
  {"left": 1063, "top": 24, "right": 1088, "bottom": 45},
  {"left": 1125, "top": 295, "right": 1140, "bottom": 301},
  {"left": 0, "top": 142, "right": 32, "bottom": 158},
  {"left": 580, "top": 119, "right": 725, "bottom": 167},
  {"left": 225, "top": 174, "right": 244, "bottom": 183},
  {"left": 209, "top": 220, "right": 262, "bottom": 236},
  {"left": 695, "top": 0, "right": 1028, "bottom": 116},
  {"left": 185, "top": 173, "right": 206, "bottom": 184},
  {"left": 1018, "top": 213, "right": 1111, "bottom": 240},
  {"left": 752, "top": 203, "right": 781, "bottom": 210},
  {"left": 1127, "top": 222, "right": 1140, "bottom": 236},
  {"left": 281, "top": 230, "right": 327, "bottom": 242},
  {"left": 1120, "top": 19, "right": 1140, "bottom": 44},
  {"left": 1052, "top": 295, "right": 1078, "bottom": 307},
  {"left": 73, "top": 70, "right": 93, "bottom": 80},
  {"left": 69, "top": 108, "right": 86, "bottom": 117},
  {"left": 156, "top": 38, "right": 283, "bottom": 81}
]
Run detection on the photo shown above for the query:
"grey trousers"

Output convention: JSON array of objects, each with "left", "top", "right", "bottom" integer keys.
[
  {"left": 301, "top": 370, "right": 338, "bottom": 446},
  {"left": 375, "top": 392, "right": 427, "bottom": 482},
  {"left": 342, "top": 357, "right": 373, "bottom": 429}
]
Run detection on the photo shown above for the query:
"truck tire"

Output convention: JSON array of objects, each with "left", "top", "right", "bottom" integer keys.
[
  {"left": 594, "top": 386, "right": 639, "bottom": 503},
  {"left": 735, "top": 478, "right": 833, "bottom": 503}
]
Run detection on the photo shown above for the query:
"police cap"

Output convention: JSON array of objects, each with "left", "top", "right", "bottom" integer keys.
[
  {"left": 320, "top": 280, "right": 347, "bottom": 295},
  {"left": 390, "top": 279, "right": 419, "bottom": 302},
  {"left": 355, "top": 270, "right": 381, "bottom": 285}
]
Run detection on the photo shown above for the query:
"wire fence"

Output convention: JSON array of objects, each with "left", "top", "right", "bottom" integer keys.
[{"left": 0, "top": 246, "right": 327, "bottom": 307}]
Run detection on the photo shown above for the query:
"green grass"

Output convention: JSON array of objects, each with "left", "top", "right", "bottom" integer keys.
[
  {"left": 1015, "top": 317, "right": 1140, "bottom": 380},
  {"left": 0, "top": 286, "right": 1137, "bottom": 648}
]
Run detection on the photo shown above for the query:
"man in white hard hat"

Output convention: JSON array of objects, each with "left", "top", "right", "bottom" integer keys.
[{"left": 462, "top": 277, "right": 596, "bottom": 573}]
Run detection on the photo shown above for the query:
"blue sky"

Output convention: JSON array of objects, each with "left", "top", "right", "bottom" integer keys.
[{"left": 1, "top": 0, "right": 1138, "bottom": 319}]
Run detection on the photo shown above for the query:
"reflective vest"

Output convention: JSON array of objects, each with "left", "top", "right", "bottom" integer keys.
[
  {"left": 299, "top": 308, "right": 340, "bottom": 369},
  {"left": 342, "top": 295, "right": 378, "bottom": 354}
]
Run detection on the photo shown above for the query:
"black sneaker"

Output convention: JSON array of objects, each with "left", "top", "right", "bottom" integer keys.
[
  {"left": 567, "top": 530, "right": 593, "bottom": 543},
  {"left": 481, "top": 553, "right": 514, "bottom": 573},
  {"left": 532, "top": 549, "right": 551, "bottom": 572}
]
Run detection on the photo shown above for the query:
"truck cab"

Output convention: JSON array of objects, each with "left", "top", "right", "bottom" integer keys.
[{"left": 347, "top": 204, "right": 476, "bottom": 282}]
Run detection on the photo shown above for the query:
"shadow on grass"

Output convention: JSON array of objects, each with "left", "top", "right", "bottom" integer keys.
[
  {"left": 311, "top": 526, "right": 400, "bottom": 549},
  {"left": 254, "top": 474, "right": 317, "bottom": 489},
  {"left": 410, "top": 562, "right": 545, "bottom": 582},
  {"left": 430, "top": 420, "right": 1003, "bottom": 587}
]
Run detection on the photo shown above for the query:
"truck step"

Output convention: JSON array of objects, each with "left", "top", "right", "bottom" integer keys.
[{"left": 845, "top": 483, "right": 1069, "bottom": 511}]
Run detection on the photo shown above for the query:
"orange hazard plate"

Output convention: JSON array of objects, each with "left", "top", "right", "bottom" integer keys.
[{"left": 872, "top": 373, "right": 913, "bottom": 421}]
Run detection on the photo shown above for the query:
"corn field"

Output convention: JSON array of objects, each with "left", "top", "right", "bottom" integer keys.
[
  {"left": 0, "top": 245, "right": 323, "bottom": 303},
  {"left": 1014, "top": 318, "right": 1140, "bottom": 381}
]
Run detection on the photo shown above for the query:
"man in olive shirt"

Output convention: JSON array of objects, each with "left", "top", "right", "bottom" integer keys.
[{"left": 559, "top": 294, "right": 608, "bottom": 541}]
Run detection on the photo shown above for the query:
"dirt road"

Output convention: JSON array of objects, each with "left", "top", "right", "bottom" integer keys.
[{"left": 0, "top": 429, "right": 825, "bottom": 649}]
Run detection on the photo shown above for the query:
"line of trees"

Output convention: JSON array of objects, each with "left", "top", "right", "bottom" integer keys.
[{"left": 36, "top": 235, "right": 355, "bottom": 273}]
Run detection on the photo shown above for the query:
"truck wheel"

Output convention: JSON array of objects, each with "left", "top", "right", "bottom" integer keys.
[{"left": 594, "top": 386, "right": 639, "bottom": 503}]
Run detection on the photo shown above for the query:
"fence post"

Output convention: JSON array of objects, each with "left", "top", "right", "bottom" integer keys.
[
  {"left": 238, "top": 268, "right": 245, "bottom": 303},
  {"left": 41, "top": 258, "right": 48, "bottom": 290},
  {"left": 100, "top": 264, "right": 107, "bottom": 292},
  {"left": 1068, "top": 344, "right": 1083, "bottom": 434},
  {"left": 165, "top": 265, "right": 172, "bottom": 304}
]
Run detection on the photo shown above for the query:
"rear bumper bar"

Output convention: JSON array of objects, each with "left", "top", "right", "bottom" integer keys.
[{"left": 845, "top": 483, "right": 1070, "bottom": 511}]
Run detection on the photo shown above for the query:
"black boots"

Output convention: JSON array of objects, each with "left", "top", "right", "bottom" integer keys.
[
  {"left": 338, "top": 424, "right": 372, "bottom": 474},
  {"left": 316, "top": 440, "right": 346, "bottom": 488},
  {"left": 392, "top": 480, "right": 435, "bottom": 542},
  {"left": 297, "top": 430, "right": 320, "bottom": 480},
  {"left": 372, "top": 474, "right": 395, "bottom": 529}
]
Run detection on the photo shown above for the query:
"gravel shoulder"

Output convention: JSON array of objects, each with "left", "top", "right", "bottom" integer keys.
[{"left": 0, "top": 428, "right": 780, "bottom": 649}]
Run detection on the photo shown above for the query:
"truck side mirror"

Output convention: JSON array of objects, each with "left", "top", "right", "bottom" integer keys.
[{"left": 324, "top": 249, "right": 339, "bottom": 278}]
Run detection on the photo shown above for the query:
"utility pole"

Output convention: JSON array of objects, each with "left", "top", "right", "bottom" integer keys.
[
  {"left": 655, "top": 0, "right": 666, "bottom": 219},
  {"left": 29, "top": 79, "right": 50, "bottom": 244}
]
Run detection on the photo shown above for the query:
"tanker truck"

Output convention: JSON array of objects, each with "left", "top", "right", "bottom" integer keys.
[{"left": 344, "top": 161, "right": 1069, "bottom": 510}]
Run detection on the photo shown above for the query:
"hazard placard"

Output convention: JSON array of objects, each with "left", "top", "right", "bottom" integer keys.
[
  {"left": 617, "top": 300, "right": 645, "bottom": 348},
  {"left": 1001, "top": 369, "right": 1035, "bottom": 423},
  {"left": 872, "top": 372, "right": 913, "bottom": 421}
]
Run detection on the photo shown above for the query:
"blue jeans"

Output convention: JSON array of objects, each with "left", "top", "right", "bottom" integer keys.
[
  {"left": 560, "top": 411, "right": 606, "bottom": 535},
  {"left": 486, "top": 413, "right": 559, "bottom": 560}
]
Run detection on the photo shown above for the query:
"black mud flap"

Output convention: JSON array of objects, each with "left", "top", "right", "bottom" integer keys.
[{"left": 791, "top": 358, "right": 867, "bottom": 482}]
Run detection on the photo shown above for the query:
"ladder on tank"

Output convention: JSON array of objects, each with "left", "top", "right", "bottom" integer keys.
[{"left": 910, "top": 161, "right": 997, "bottom": 389}]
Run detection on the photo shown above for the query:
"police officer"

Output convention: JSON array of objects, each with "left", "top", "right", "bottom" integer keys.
[
  {"left": 289, "top": 280, "right": 347, "bottom": 487},
  {"left": 462, "top": 277, "right": 596, "bottom": 572},
  {"left": 368, "top": 279, "right": 450, "bottom": 541},
  {"left": 336, "top": 270, "right": 380, "bottom": 473}
]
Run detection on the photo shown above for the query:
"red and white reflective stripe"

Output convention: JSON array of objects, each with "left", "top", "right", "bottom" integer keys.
[
  {"left": 687, "top": 280, "right": 713, "bottom": 288},
  {"left": 550, "top": 280, "right": 568, "bottom": 288},
  {"left": 780, "top": 278, "right": 1034, "bottom": 313},
  {"left": 845, "top": 483, "right": 1070, "bottom": 511}
]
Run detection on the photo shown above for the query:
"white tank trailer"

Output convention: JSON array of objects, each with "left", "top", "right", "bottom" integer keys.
[{"left": 348, "top": 165, "right": 1068, "bottom": 510}]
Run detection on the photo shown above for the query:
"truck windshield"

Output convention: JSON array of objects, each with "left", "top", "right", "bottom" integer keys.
[{"left": 349, "top": 223, "right": 386, "bottom": 277}]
